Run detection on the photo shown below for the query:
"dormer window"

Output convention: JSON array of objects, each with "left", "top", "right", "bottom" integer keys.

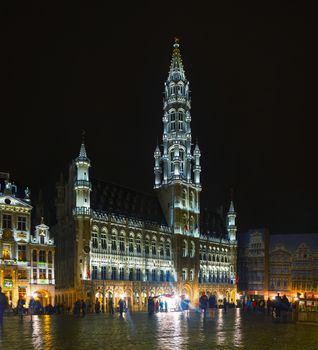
[{"left": 40, "top": 235, "right": 45, "bottom": 245}]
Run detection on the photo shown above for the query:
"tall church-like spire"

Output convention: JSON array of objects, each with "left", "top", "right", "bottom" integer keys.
[
  {"left": 155, "top": 40, "right": 201, "bottom": 238},
  {"left": 154, "top": 39, "right": 201, "bottom": 189}
]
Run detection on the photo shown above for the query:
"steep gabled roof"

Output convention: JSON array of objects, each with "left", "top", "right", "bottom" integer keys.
[{"left": 90, "top": 178, "right": 167, "bottom": 226}]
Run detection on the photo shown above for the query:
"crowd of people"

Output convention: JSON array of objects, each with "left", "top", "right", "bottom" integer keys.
[
  {"left": 241, "top": 293, "right": 293, "bottom": 320},
  {"left": 0, "top": 284, "right": 304, "bottom": 326}
]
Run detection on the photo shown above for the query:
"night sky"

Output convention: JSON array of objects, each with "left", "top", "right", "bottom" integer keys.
[{"left": 1, "top": 3, "right": 308, "bottom": 234}]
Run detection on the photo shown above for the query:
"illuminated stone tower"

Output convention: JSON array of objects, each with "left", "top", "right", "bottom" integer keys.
[
  {"left": 227, "top": 200, "right": 237, "bottom": 241},
  {"left": 74, "top": 140, "right": 92, "bottom": 284},
  {"left": 154, "top": 39, "right": 201, "bottom": 238}
]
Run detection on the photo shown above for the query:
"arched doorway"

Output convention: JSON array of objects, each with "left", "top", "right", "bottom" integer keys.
[{"left": 33, "top": 290, "right": 51, "bottom": 307}]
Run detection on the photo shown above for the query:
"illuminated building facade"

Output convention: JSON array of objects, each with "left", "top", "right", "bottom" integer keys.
[
  {"left": 238, "top": 230, "right": 318, "bottom": 300},
  {"left": 54, "top": 41, "right": 237, "bottom": 310},
  {"left": 0, "top": 176, "right": 55, "bottom": 307}
]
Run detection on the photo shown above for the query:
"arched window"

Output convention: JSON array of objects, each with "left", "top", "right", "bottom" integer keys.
[
  {"left": 190, "top": 191, "right": 195, "bottom": 208},
  {"left": 182, "top": 189, "right": 187, "bottom": 207},
  {"left": 129, "top": 233, "right": 134, "bottom": 253},
  {"left": 170, "top": 111, "right": 176, "bottom": 131},
  {"left": 119, "top": 232, "right": 125, "bottom": 252},
  {"left": 159, "top": 239, "right": 164, "bottom": 256},
  {"left": 92, "top": 232, "right": 98, "bottom": 249},
  {"left": 182, "top": 240, "right": 188, "bottom": 257},
  {"left": 101, "top": 233, "right": 107, "bottom": 250},
  {"left": 145, "top": 237, "right": 150, "bottom": 255},
  {"left": 111, "top": 230, "right": 117, "bottom": 251},
  {"left": 151, "top": 238, "right": 157, "bottom": 255},
  {"left": 177, "top": 111, "right": 184, "bottom": 131},
  {"left": 136, "top": 235, "right": 142, "bottom": 254},
  {"left": 170, "top": 151, "right": 175, "bottom": 174},
  {"left": 165, "top": 241, "right": 171, "bottom": 257},
  {"left": 190, "top": 241, "right": 195, "bottom": 258},
  {"left": 208, "top": 254, "right": 212, "bottom": 262},
  {"left": 179, "top": 149, "right": 184, "bottom": 173},
  {"left": 189, "top": 216, "right": 194, "bottom": 233}
]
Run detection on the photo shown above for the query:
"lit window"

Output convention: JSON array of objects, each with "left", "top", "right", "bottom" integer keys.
[
  {"left": 18, "top": 245, "right": 26, "bottom": 261},
  {"left": 39, "top": 269, "right": 46, "bottom": 279},
  {"left": 18, "top": 270, "right": 28, "bottom": 280},
  {"left": 2, "top": 244, "right": 11, "bottom": 260},
  {"left": 182, "top": 269, "right": 187, "bottom": 281},
  {"left": 189, "top": 269, "right": 194, "bottom": 281},
  {"left": 182, "top": 240, "right": 188, "bottom": 257}
]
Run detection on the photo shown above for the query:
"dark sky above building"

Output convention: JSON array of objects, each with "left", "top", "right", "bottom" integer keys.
[{"left": 1, "top": 3, "right": 308, "bottom": 233}]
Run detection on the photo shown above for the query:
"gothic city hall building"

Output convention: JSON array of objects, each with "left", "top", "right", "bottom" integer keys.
[{"left": 54, "top": 40, "right": 238, "bottom": 311}]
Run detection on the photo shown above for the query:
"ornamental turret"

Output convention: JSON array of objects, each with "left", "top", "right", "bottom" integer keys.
[
  {"left": 74, "top": 141, "right": 91, "bottom": 214},
  {"left": 227, "top": 200, "right": 237, "bottom": 241}
]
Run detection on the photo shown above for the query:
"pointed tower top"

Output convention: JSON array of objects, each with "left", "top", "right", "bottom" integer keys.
[
  {"left": 194, "top": 142, "right": 201, "bottom": 155},
  {"left": 79, "top": 143, "right": 87, "bottom": 158},
  {"left": 168, "top": 38, "right": 186, "bottom": 81},
  {"left": 229, "top": 200, "right": 235, "bottom": 213},
  {"left": 76, "top": 131, "right": 90, "bottom": 163}
]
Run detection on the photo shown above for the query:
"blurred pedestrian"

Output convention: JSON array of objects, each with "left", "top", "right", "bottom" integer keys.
[
  {"left": 95, "top": 298, "right": 101, "bottom": 314},
  {"left": 199, "top": 292, "right": 208, "bottom": 317},
  {"left": 81, "top": 300, "right": 86, "bottom": 316},
  {"left": 29, "top": 297, "right": 36, "bottom": 322},
  {"left": 223, "top": 297, "right": 227, "bottom": 313},
  {"left": 17, "top": 296, "right": 25, "bottom": 319},
  {"left": 0, "top": 287, "right": 8, "bottom": 324},
  {"left": 108, "top": 298, "right": 114, "bottom": 315},
  {"left": 118, "top": 299, "right": 125, "bottom": 317}
]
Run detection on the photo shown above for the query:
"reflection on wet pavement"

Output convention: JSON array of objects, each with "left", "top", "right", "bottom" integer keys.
[{"left": 0, "top": 309, "right": 317, "bottom": 350}]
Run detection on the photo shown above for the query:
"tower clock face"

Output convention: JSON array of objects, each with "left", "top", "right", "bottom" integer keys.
[{"left": 83, "top": 245, "right": 90, "bottom": 254}]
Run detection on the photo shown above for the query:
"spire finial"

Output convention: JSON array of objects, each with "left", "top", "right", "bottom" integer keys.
[{"left": 174, "top": 37, "right": 180, "bottom": 48}]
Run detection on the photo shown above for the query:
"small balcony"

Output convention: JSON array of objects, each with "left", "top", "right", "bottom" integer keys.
[{"left": 74, "top": 180, "right": 92, "bottom": 190}]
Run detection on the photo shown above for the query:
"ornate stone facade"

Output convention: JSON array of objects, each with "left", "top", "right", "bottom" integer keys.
[
  {"left": 0, "top": 176, "right": 55, "bottom": 307},
  {"left": 53, "top": 40, "right": 237, "bottom": 311}
]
